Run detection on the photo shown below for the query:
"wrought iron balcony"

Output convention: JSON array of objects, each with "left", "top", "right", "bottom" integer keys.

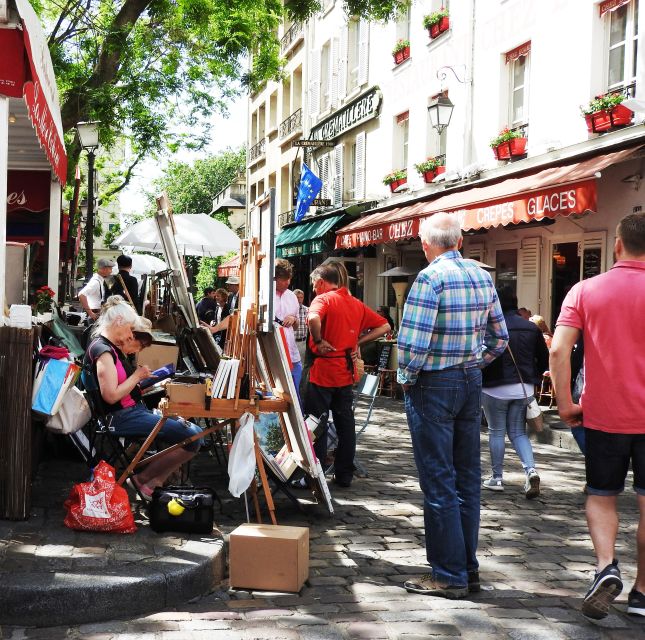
[
  {"left": 249, "top": 138, "right": 266, "bottom": 163},
  {"left": 279, "top": 210, "right": 296, "bottom": 227},
  {"left": 280, "top": 22, "right": 304, "bottom": 54},
  {"left": 510, "top": 123, "right": 529, "bottom": 139},
  {"left": 279, "top": 108, "right": 303, "bottom": 140}
]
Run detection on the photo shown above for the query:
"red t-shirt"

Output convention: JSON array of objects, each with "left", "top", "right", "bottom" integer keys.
[
  {"left": 556, "top": 260, "right": 645, "bottom": 434},
  {"left": 308, "top": 287, "right": 386, "bottom": 387}
]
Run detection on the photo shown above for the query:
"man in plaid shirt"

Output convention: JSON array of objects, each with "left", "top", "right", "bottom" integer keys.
[
  {"left": 398, "top": 212, "right": 508, "bottom": 600},
  {"left": 293, "top": 289, "right": 309, "bottom": 363}
]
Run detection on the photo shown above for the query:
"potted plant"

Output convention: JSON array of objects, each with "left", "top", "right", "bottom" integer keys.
[
  {"left": 392, "top": 39, "right": 410, "bottom": 65},
  {"left": 490, "top": 127, "right": 527, "bottom": 160},
  {"left": 414, "top": 156, "right": 446, "bottom": 183},
  {"left": 34, "top": 285, "right": 55, "bottom": 320},
  {"left": 423, "top": 8, "right": 450, "bottom": 39},
  {"left": 581, "top": 92, "right": 633, "bottom": 133},
  {"left": 383, "top": 169, "right": 408, "bottom": 192}
]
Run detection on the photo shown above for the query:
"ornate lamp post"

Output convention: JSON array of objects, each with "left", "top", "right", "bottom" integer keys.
[{"left": 76, "top": 121, "right": 100, "bottom": 280}]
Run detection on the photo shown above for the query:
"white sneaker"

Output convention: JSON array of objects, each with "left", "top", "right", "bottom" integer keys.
[
  {"left": 525, "top": 469, "right": 540, "bottom": 499},
  {"left": 482, "top": 476, "right": 504, "bottom": 491}
]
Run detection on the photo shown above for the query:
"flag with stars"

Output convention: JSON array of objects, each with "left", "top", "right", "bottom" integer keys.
[{"left": 294, "top": 163, "right": 323, "bottom": 222}]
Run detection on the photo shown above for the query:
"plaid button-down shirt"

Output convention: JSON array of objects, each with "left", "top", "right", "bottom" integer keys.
[
  {"left": 397, "top": 250, "right": 508, "bottom": 385},
  {"left": 294, "top": 303, "right": 309, "bottom": 341}
]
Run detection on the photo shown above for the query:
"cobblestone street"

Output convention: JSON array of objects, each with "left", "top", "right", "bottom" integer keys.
[{"left": 2, "top": 397, "right": 643, "bottom": 639}]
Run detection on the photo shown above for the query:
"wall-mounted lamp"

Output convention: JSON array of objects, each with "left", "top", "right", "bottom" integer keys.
[
  {"left": 8, "top": 113, "right": 16, "bottom": 124},
  {"left": 428, "top": 95, "right": 454, "bottom": 134}
]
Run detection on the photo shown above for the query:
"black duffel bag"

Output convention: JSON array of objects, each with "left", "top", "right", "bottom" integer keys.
[{"left": 149, "top": 486, "right": 215, "bottom": 534}]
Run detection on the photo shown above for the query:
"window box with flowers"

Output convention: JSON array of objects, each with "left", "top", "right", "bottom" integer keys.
[
  {"left": 383, "top": 170, "right": 407, "bottom": 193},
  {"left": 415, "top": 157, "right": 446, "bottom": 183},
  {"left": 423, "top": 9, "right": 450, "bottom": 40},
  {"left": 392, "top": 39, "right": 410, "bottom": 65},
  {"left": 490, "top": 127, "right": 527, "bottom": 160},
  {"left": 581, "top": 93, "right": 633, "bottom": 134}
]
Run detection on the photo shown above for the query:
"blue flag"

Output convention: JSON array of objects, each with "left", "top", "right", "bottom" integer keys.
[{"left": 294, "top": 163, "right": 323, "bottom": 222}]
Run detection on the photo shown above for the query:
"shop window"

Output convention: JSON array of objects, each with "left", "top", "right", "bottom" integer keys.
[
  {"left": 605, "top": 0, "right": 639, "bottom": 92},
  {"left": 495, "top": 248, "right": 518, "bottom": 297}
]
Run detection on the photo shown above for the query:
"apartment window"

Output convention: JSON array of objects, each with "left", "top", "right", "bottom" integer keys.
[
  {"left": 506, "top": 42, "right": 531, "bottom": 125},
  {"left": 344, "top": 19, "right": 369, "bottom": 96},
  {"left": 269, "top": 92, "right": 278, "bottom": 131},
  {"left": 395, "top": 7, "right": 411, "bottom": 42},
  {"left": 347, "top": 20, "right": 360, "bottom": 93},
  {"left": 394, "top": 111, "right": 409, "bottom": 171},
  {"left": 320, "top": 41, "right": 331, "bottom": 112},
  {"left": 348, "top": 131, "right": 366, "bottom": 200},
  {"left": 606, "top": 0, "right": 639, "bottom": 90}
]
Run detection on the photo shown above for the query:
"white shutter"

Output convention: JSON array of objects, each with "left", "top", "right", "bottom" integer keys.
[
  {"left": 320, "top": 154, "right": 330, "bottom": 200},
  {"left": 333, "top": 144, "right": 344, "bottom": 207},
  {"left": 357, "top": 20, "right": 369, "bottom": 86},
  {"left": 329, "top": 38, "right": 339, "bottom": 110},
  {"left": 580, "top": 231, "right": 607, "bottom": 280},
  {"left": 465, "top": 243, "right": 485, "bottom": 263},
  {"left": 354, "top": 132, "right": 366, "bottom": 200},
  {"left": 309, "top": 49, "right": 321, "bottom": 118},
  {"left": 518, "top": 237, "right": 541, "bottom": 315},
  {"left": 338, "top": 26, "right": 348, "bottom": 101}
]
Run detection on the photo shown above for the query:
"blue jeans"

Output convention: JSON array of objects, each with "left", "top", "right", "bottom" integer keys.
[
  {"left": 109, "top": 404, "right": 204, "bottom": 452},
  {"left": 291, "top": 361, "right": 303, "bottom": 408},
  {"left": 404, "top": 367, "right": 482, "bottom": 586},
  {"left": 481, "top": 395, "right": 535, "bottom": 478},
  {"left": 571, "top": 426, "right": 586, "bottom": 454}
]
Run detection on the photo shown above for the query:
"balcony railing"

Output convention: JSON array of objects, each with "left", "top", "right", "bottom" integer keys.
[
  {"left": 279, "top": 108, "right": 303, "bottom": 140},
  {"left": 510, "top": 122, "right": 529, "bottom": 139},
  {"left": 608, "top": 81, "right": 637, "bottom": 99},
  {"left": 249, "top": 138, "right": 266, "bottom": 163},
  {"left": 280, "top": 22, "right": 303, "bottom": 54},
  {"left": 279, "top": 210, "right": 296, "bottom": 227}
]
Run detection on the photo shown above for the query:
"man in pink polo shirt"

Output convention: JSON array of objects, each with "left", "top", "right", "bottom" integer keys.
[{"left": 550, "top": 212, "right": 645, "bottom": 620}]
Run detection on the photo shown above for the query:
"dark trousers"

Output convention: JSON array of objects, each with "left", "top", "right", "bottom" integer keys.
[{"left": 305, "top": 382, "right": 355, "bottom": 481}]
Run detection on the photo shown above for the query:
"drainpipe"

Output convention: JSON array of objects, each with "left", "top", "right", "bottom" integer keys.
[{"left": 463, "top": 0, "right": 476, "bottom": 167}]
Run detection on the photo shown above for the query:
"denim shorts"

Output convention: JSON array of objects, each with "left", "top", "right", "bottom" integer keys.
[
  {"left": 108, "top": 404, "right": 204, "bottom": 452},
  {"left": 585, "top": 428, "right": 645, "bottom": 496}
]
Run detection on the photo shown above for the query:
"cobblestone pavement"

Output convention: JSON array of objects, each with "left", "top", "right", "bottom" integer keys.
[{"left": 2, "top": 398, "right": 644, "bottom": 639}]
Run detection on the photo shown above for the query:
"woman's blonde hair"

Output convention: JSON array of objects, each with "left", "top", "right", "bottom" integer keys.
[
  {"left": 91, "top": 295, "right": 139, "bottom": 337},
  {"left": 529, "top": 314, "right": 552, "bottom": 336}
]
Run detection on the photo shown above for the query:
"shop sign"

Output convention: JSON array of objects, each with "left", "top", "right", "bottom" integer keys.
[
  {"left": 7, "top": 170, "right": 51, "bottom": 212},
  {"left": 292, "top": 140, "right": 335, "bottom": 148},
  {"left": 336, "top": 179, "right": 597, "bottom": 249},
  {"left": 311, "top": 87, "right": 381, "bottom": 142},
  {"left": 0, "top": 29, "right": 26, "bottom": 98}
]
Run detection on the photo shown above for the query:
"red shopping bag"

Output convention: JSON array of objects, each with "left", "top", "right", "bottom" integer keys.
[{"left": 64, "top": 461, "right": 137, "bottom": 533}]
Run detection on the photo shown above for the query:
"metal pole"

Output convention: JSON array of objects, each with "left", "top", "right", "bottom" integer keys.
[{"left": 84, "top": 149, "right": 95, "bottom": 281}]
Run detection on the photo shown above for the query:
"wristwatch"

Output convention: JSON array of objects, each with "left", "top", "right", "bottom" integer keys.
[{"left": 313, "top": 337, "right": 322, "bottom": 344}]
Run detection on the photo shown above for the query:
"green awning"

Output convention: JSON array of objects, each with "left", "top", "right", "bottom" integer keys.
[{"left": 276, "top": 215, "right": 345, "bottom": 258}]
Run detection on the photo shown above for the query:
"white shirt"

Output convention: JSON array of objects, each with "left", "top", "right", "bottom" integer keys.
[
  {"left": 482, "top": 382, "right": 534, "bottom": 400},
  {"left": 78, "top": 273, "right": 105, "bottom": 310},
  {"left": 274, "top": 288, "right": 301, "bottom": 364}
]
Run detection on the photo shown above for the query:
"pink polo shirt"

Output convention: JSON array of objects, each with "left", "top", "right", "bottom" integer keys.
[{"left": 556, "top": 260, "right": 645, "bottom": 434}]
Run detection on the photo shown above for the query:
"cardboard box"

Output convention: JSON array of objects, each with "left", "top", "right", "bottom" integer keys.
[
  {"left": 229, "top": 524, "right": 309, "bottom": 592},
  {"left": 136, "top": 344, "right": 179, "bottom": 371},
  {"left": 166, "top": 382, "right": 207, "bottom": 405}
]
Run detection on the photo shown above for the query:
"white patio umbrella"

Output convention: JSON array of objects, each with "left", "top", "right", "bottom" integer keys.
[
  {"left": 114, "top": 214, "right": 240, "bottom": 257},
  {"left": 113, "top": 254, "right": 168, "bottom": 280}
]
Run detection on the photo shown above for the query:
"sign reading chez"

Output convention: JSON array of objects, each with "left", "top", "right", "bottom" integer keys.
[
  {"left": 336, "top": 179, "right": 598, "bottom": 249},
  {"left": 311, "top": 87, "right": 381, "bottom": 141}
]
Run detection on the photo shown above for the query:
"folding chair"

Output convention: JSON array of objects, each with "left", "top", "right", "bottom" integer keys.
[{"left": 325, "top": 373, "right": 379, "bottom": 478}]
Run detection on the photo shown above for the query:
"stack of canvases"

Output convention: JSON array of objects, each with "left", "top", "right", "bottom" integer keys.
[{"left": 0, "top": 326, "right": 36, "bottom": 519}]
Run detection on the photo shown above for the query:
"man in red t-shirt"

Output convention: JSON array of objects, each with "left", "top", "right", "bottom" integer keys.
[
  {"left": 305, "top": 264, "right": 390, "bottom": 488},
  {"left": 551, "top": 212, "right": 645, "bottom": 620}
]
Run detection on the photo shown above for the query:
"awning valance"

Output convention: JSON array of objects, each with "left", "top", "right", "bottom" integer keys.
[
  {"left": 217, "top": 254, "right": 240, "bottom": 277},
  {"left": 335, "top": 146, "right": 641, "bottom": 249},
  {"left": 0, "top": 0, "right": 68, "bottom": 184},
  {"left": 276, "top": 214, "right": 345, "bottom": 258},
  {"left": 599, "top": 0, "right": 630, "bottom": 17}
]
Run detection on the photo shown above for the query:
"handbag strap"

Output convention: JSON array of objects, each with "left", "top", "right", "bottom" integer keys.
[{"left": 506, "top": 344, "right": 531, "bottom": 405}]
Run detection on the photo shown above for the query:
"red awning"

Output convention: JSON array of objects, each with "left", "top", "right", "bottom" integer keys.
[
  {"left": 599, "top": 0, "right": 631, "bottom": 17},
  {"left": 7, "top": 170, "right": 51, "bottom": 212},
  {"left": 217, "top": 255, "right": 240, "bottom": 277},
  {"left": 335, "top": 146, "right": 641, "bottom": 249},
  {"left": 0, "top": 0, "right": 68, "bottom": 185}
]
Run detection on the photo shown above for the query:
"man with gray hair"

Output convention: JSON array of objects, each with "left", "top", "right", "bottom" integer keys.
[{"left": 398, "top": 212, "right": 508, "bottom": 599}]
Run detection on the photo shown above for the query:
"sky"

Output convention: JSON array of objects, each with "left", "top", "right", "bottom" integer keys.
[{"left": 120, "top": 92, "right": 248, "bottom": 216}]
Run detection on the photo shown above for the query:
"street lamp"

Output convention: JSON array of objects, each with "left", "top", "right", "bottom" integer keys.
[
  {"left": 428, "top": 95, "right": 454, "bottom": 134},
  {"left": 77, "top": 121, "right": 100, "bottom": 281}
]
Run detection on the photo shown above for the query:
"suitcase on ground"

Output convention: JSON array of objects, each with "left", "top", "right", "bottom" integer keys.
[{"left": 149, "top": 486, "right": 215, "bottom": 534}]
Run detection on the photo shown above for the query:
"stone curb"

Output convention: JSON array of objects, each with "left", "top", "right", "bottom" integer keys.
[{"left": 0, "top": 536, "right": 226, "bottom": 627}]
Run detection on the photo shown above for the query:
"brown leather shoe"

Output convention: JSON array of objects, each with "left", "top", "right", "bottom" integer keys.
[{"left": 404, "top": 574, "right": 468, "bottom": 599}]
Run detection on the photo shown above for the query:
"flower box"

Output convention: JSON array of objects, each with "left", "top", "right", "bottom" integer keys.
[
  {"left": 492, "top": 137, "right": 527, "bottom": 160},
  {"left": 584, "top": 104, "right": 633, "bottom": 133},
  {"left": 393, "top": 46, "right": 410, "bottom": 65},
  {"left": 388, "top": 177, "right": 407, "bottom": 192},
  {"left": 429, "top": 16, "right": 450, "bottom": 39},
  {"left": 422, "top": 165, "right": 446, "bottom": 183}
]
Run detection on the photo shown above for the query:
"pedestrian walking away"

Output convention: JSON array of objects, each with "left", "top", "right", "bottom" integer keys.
[
  {"left": 397, "top": 212, "right": 508, "bottom": 599},
  {"left": 304, "top": 263, "right": 390, "bottom": 488},
  {"left": 550, "top": 212, "right": 645, "bottom": 620},
  {"left": 481, "top": 285, "right": 549, "bottom": 499}
]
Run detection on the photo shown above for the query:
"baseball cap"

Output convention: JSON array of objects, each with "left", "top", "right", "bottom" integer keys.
[
  {"left": 225, "top": 275, "right": 240, "bottom": 285},
  {"left": 97, "top": 258, "right": 115, "bottom": 269}
]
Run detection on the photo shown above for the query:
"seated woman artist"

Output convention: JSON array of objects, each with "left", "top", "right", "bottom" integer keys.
[{"left": 84, "top": 296, "right": 203, "bottom": 499}]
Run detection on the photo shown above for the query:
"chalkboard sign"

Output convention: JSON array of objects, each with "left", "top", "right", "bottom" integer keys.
[
  {"left": 377, "top": 342, "right": 393, "bottom": 371},
  {"left": 582, "top": 247, "right": 602, "bottom": 280}
]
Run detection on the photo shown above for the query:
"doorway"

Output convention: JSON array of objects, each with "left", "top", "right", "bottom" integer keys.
[{"left": 550, "top": 242, "right": 580, "bottom": 328}]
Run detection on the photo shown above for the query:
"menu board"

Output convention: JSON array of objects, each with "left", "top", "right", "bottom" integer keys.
[
  {"left": 378, "top": 342, "right": 393, "bottom": 371},
  {"left": 582, "top": 247, "right": 602, "bottom": 280}
]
